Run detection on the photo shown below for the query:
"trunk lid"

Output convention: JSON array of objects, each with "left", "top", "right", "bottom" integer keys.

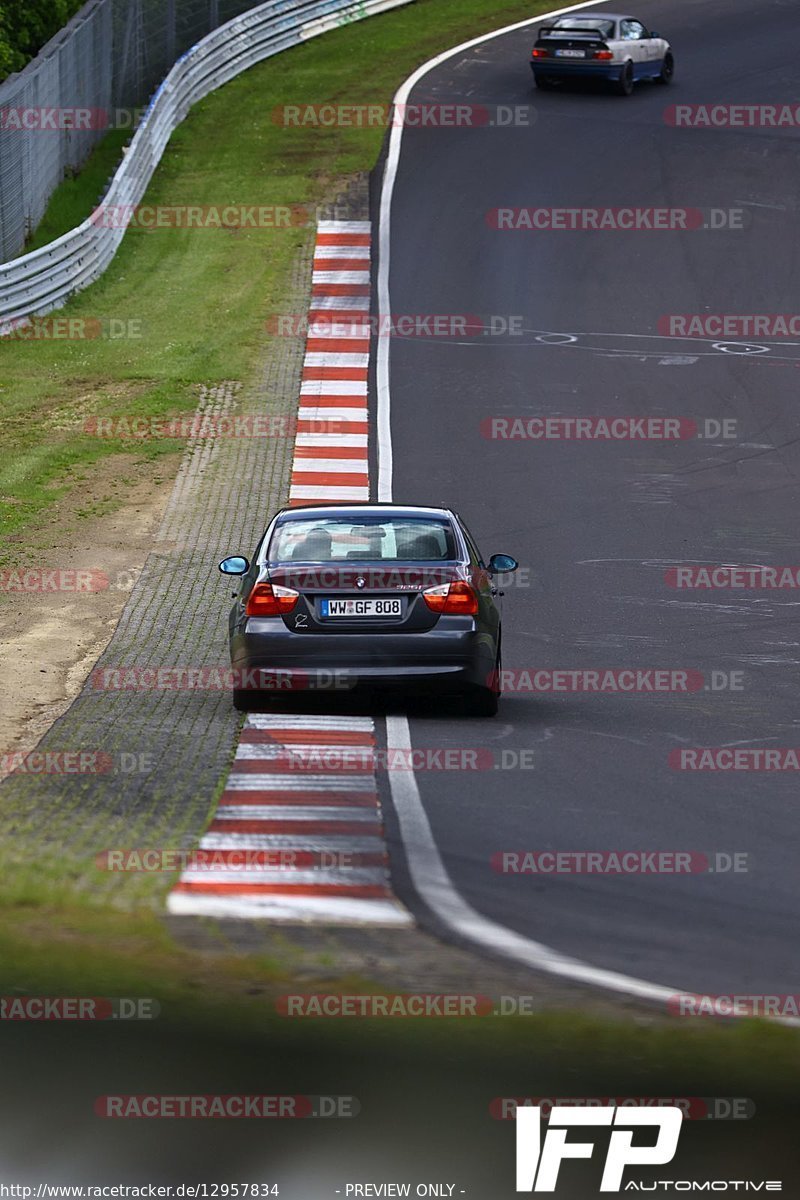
[{"left": 267, "top": 562, "right": 464, "bottom": 633}]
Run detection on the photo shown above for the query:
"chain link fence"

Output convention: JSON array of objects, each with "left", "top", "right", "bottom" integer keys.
[
  {"left": 0, "top": 0, "right": 259, "bottom": 261},
  {"left": 0, "top": 0, "right": 412, "bottom": 319}
]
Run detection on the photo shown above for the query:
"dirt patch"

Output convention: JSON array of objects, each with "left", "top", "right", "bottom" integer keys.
[{"left": 0, "top": 453, "right": 181, "bottom": 775}]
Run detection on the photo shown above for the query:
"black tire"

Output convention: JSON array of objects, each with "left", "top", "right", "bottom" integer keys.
[
  {"left": 463, "top": 686, "right": 499, "bottom": 718},
  {"left": 615, "top": 61, "right": 634, "bottom": 96},
  {"left": 233, "top": 688, "right": 254, "bottom": 711},
  {"left": 656, "top": 52, "right": 674, "bottom": 84},
  {"left": 463, "top": 645, "right": 501, "bottom": 718},
  {"left": 533, "top": 75, "right": 556, "bottom": 90}
]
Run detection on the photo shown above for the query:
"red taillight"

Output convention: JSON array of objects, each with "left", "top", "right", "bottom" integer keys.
[
  {"left": 532, "top": 47, "right": 548, "bottom": 58},
  {"left": 246, "top": 582, "right": 299, "bottom": 617},
  {"left": 422, "top": 581, "right": 479, "bottom": 616},
  {"left": 593, "top": 49, "right": 613, "bottom": 59}
]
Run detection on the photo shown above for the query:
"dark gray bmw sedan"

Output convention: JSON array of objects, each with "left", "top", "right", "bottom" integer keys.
[{"left": 219, "top": 503, "right": 517, "bottom": 716}]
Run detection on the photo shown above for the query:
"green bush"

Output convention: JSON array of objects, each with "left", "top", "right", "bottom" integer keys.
[{"left": 0, "top": 0, "right": 85, "bottom": 82}]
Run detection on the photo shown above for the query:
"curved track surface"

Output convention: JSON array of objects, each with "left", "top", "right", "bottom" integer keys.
[{"left": 379, "top": 0, "right": 800, "bottom": 996}]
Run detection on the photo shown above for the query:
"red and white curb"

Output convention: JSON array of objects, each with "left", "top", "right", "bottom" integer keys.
[
  {"left": 290, "top": 220, "right": 371, "bottom": 506},
  {"left": 168, "top": 221, "right": 411, "bottom": 925},
  {"left": 168, "top": 715, "right": 409, "bottom": 924}
]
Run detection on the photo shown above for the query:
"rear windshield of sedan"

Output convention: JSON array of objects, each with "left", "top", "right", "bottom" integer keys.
[
  {"left": 548, "top": 17, "right": 616, "bottom": 36},
  {"left": 268, "top": 518, "right": 458, "bottom": 562}
]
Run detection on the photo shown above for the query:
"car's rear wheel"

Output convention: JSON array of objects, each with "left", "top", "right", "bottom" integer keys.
[
  {"left": 615, "top": 61, "right": 634, "bottom": 95},
  {"left": 656, "top": 52, "right": 674, "bottom": 84},
  {"left": 233, "top": 688, "right": 255, "bottom": 711},
  {"left": 534, "top": 75, "right": 556, "bottom": 90},
  {"left": 463, "top": 645, "right": 501, "bottom": 718},
  {"left": 465, "top": 686, "right": 499, "bottom": 718}
]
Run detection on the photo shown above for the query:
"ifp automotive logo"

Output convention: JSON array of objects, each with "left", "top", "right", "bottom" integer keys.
[
  {"left": 515, "top": 1105, "right": 782, "bottom": 1192},
  {"left": 515, "top": 1105, "right": 682, "bottom": 1192}
]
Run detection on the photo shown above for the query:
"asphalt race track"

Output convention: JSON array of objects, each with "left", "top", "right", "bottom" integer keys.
[{"left": 378, "top": 0, "right": 800, "bottom": 997}]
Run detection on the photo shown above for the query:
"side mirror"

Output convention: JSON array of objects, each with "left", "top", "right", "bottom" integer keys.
[
  {"left": 219, "top": 555, "right": 249, "bottom": 575},
  {"left": 649, "top": 29, "right": 659, "bottom": 37},
  {"left": 488, "top": 553, "right": 518, "bottom": 574}
]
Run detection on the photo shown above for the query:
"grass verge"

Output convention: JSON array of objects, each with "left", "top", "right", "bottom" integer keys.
[
  {"left": 1, "top": 909, "right": 799, "bottom": 1085},
  {"left": 1, "top": 0, "right": 551, "bottom": 554}
]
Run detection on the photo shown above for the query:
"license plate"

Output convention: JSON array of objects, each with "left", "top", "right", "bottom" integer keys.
[
  {"left": 320, "top": 598, "right": 402, "bottom": 618},
  {"left": 555, "top": 48, "right": 586, "bottom": 57}
]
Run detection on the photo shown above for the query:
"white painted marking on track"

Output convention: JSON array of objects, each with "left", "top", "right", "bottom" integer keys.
[
  {"left": 310, "top": 294, "right": 370, "bottom": 310},
  {"left": 167, "top": 892, "right": 411, "bottom": 925},
  {"left": 290, "top": 458, "right": 370, "bottom": 474},
  {"left": 246, "top": 715, "right": 374, "bottom": 729},
  {"left": 317, "top": 220, "right": 373, "bottom": 232},
  {"left": 289, "top": 485, "right": 370, "bottom": 500},
  {"left": 295, "top": 434, "right": 369, "bottom": 448},
  {"left": 297, "top": 409, "right": 367, "bottom": 424},
  {"left": 202, "top": 836, "right": 381, "bottom": 854},
  {"left": 214, "top": 807, "right": 380, "bottom": 821},
  {"left": 312, "top": 270, "right": 370, "bottom": 284},
  {"left": 224, "top": 774, "right": 376, "bottom": 791},
  {"left": 314, "top": 244, "right": 371, "bottom": 258},
  {"left": 308, "top": 324, "right": 372, "bottom": 338},
  {"left": 178, "top": 869, "right": 388, "bottom": 886},
  {"left": 234, "top": 742, "right": 373, "bottom": 759},
  {"left": 300, "top": 378, "right": 368, "bottom": 395},
  {"left": 304, "top": 352, "right": 370, "bottom": 368}
]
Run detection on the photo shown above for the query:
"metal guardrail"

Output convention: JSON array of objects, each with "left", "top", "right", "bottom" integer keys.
[
  {"left": 0, "top": 0, "right": 266, "bottom": 265},
  {"left": 0, "top": 0, "right": 412, "bottom": 325}
]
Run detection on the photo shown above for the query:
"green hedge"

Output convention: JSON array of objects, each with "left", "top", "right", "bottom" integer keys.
[{"left": 0, "top": 0, "right": 85, "bottom": 81}]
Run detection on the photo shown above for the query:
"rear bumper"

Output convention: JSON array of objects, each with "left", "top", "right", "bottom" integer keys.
[
  {"left": 230, "top": 619, "right": 496, "bottom": 693},
  {"left": 530, "top": 60, "right": 623, "bottom": 80}
]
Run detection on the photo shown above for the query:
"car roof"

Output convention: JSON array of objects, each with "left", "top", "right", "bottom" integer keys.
[{"left": 274, "top": 503, "right": 455, "bottom": 522}]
